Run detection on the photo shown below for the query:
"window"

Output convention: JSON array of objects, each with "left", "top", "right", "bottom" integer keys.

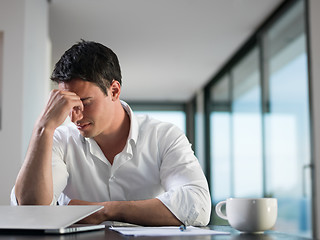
[
  {"left": 210, "top": 74, "right": 232, "bottom": 203},
  {"left": 263, "top": 0, "right": 311, "bottom": 235},
  {"left": 209, "top": 46, "right": 263, "bottom": 203},
  {"left": 232, "top": 47, "right": 263, "bottom": 198},
  {"left": 129, "top": 103, "right": 186, "bottom": 133},
  {"left": 206, "top": 0, "right": 311, "bottom": 237}
]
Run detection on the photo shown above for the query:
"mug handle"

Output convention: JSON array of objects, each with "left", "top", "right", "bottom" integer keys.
[{"left": 215, "top": 200, "right": 228, "bottom": 220}]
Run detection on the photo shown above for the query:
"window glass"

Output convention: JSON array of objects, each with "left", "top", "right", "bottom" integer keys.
[
  {"left": 263, "top": 0, "right": 311, "bottom": 236},
  {"left": 210, "top": 75, "right": 232, "bottom": 203},
  {"left": 208, "top": 1, "right": 311, "bottom": 235},
  {"left": 195, "top": 91, "right": 206, "bottom": 170},
  {"left": 133, "top": 110, "right": 186, "bottom": 133},
  {"left": 231, "top": 47, "right": 263, "bottom": 197},
  {"left": 210, "top": 47, "right": 262, "bottom": 203},
  {"left": 210, "top": 112, "right": 231, "bottom": 202}
]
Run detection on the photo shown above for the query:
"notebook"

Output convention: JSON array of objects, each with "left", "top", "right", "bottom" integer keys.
[{"left": 0, "top": 205, "right": 105, "bottom": 234}]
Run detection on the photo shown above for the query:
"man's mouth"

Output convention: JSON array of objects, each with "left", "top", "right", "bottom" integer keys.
[{"left": 77, "top": 122, "right": 92, "bottom": 130}]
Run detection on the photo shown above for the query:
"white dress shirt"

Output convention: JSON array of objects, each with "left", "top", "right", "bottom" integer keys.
[{"left": 11, "top": 101, "right": 211, "bottom": 226}]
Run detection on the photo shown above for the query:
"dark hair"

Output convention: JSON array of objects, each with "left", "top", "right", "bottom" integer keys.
[{"left": 50, "top": 40, "right": 122, "bottom": 95}]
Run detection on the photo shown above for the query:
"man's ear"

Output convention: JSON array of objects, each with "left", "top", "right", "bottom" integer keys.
[{"left": 110, "top": 80, "right": 121, "bottom": 101}]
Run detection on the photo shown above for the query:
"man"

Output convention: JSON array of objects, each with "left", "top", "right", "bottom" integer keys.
[{"left": 12, "top": 40, "right": 211, "bottom": 226}]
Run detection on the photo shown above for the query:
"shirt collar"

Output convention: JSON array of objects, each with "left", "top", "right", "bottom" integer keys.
[{"left": 120, "top": 100, "right": 139, "bottom": 156}]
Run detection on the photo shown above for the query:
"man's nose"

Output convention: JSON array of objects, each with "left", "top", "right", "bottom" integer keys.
[{"left": 70, "top": 107, "right": 83, "bottom": 123}]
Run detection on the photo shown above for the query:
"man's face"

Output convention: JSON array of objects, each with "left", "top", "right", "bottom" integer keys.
[{"left": 59, "top": 79, "right": 117, "bottom": 138}]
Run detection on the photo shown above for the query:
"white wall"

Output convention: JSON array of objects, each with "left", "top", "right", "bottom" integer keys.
[
  {"left": 0, "top": 0, "right": 49, "bottom": 205},
  {"left": 22, "top": 0, "right": 51, "bottom": 159},
  {"left": 308, "top": 0, "right": 320, "bottom": 239},
  {"left": 0, "top": 32, "right": 3, "bottom": 129}
]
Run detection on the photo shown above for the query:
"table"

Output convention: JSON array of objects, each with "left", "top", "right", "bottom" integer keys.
[{"left": 0, "top": 225, "right": 313, "bottom": 240}]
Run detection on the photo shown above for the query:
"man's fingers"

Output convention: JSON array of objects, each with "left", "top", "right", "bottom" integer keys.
[
  {"left": 51, "top": 89, "right": 83, "bottom": 110},
  {"left": 41, "top": 89, "right": 85, "bottom": 129}
]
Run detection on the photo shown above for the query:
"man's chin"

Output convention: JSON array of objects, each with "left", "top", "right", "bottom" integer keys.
[{"left": 78, "top": 129, "right": 94, "bottom": 138}]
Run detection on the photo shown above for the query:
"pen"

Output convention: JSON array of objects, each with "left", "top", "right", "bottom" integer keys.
[{"left": 179, "top": 225, "right": 187, "bottom": 232}]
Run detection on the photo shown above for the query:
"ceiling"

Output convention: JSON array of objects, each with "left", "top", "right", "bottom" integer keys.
[{"left": 49, "top": 0, "right": 284, "bottom": 102}]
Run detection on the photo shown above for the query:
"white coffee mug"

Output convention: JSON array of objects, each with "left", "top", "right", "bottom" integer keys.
[{"left": 215, "top": 198, "right": 277, "bottom": 233}]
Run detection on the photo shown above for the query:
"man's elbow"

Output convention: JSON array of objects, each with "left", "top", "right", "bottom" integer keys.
[
  {"left": 190, "top": 199, "right": 212, "bottom": 226},
  {"left": 16, "top": 196, "right": 53, "bottom": 205},
  {"left": 14, "top": 188, "right": 53, "bottom": 205},
  {"left": 184, "top": 188, "right": 212, "bottom": 226},
  {"left": 194, "top": 205, "right": 212, "bottom": 226},
  {"left": 18, "top": 199, "right": 53, "bottom": 206}
]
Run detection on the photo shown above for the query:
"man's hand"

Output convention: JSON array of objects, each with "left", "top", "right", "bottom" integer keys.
[{"left": 38, "top": 90, "right": 84, "bottom": 132}]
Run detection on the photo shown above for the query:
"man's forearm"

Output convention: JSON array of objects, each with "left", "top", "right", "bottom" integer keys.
[
  {"left": 15, "top": 126, "right": 55, "bottom": 205},
  {"left": 15, "top": 90, "right": 85, "bottom": 205},
  {"left": 69, "top": 198, "right": 182, "bottom": 226}
]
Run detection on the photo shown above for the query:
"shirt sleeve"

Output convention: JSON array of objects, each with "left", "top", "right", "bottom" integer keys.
[
  {"left": 156, "top": 125, "right": 211, "bottom": 226},
  {"left": 10, "top": 186, "right": 18, "bottom": 205}
]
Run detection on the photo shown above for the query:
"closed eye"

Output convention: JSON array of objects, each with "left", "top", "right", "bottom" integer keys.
[
  {"left": 83, "top": 101, "right": 91, "bottom": 106},
  {"left": 81, "top": 97, "right": 93, "bottom": 106}
]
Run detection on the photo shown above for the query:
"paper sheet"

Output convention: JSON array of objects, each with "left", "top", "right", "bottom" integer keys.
[{"left": 110, "top": 226, "right": 230, "bottom": 236}]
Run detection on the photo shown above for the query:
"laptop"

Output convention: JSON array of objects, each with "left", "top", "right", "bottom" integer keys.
[{"left": 0, "top": 205, "right": 105, "bottom": 234}]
